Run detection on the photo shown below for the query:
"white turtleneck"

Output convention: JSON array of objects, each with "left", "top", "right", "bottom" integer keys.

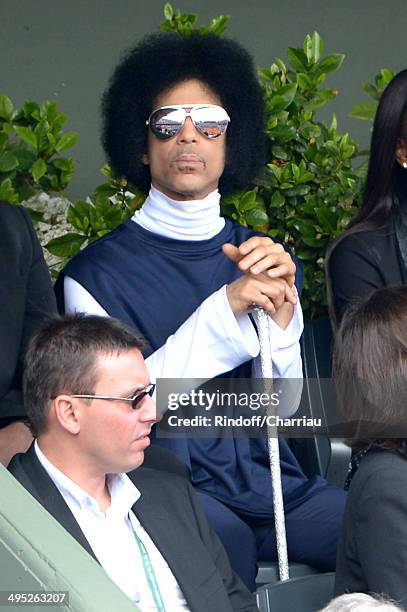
[
  {"left": 64, "top": 186, "right": 303, "bottom": 392},
  {"left": 133, "top": 185, "right": 225, "bottom": 240}
]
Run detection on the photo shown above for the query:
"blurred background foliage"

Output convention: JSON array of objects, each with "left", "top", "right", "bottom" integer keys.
[{"left": 0, "top": 3, "right": 395, "bottom": 319}]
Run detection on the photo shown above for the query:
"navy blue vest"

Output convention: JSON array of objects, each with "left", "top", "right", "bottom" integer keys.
[{"left": 55, "top": 218, "right": 326, "bottom": 518}]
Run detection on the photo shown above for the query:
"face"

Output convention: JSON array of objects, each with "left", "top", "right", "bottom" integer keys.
[
  {"left": 143, "top": 79, "right": 227, "bottom": 201},
  {"left": 76, "top": 349, "right": 157, "bottom": 475}
]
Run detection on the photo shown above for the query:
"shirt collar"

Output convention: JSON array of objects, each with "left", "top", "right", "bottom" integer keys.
[
  {"left": 132, "top": 185, "right": 225, "bottom": 241},
  {"left": 34, "top": 440, "right": 140, "bottom": 516}
]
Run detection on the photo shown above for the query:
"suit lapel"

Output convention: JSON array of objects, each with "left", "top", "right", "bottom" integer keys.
[{"left": 17, "top": 445, "right": 98, "bottom": 561}]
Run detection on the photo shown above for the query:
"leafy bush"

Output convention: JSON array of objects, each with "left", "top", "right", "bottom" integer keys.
[
  {"left": 46, "top": 165, "right": 144, "bottom": 259},
  {"left": 0, "top": 95, "right": 77, "bottom": 206}
]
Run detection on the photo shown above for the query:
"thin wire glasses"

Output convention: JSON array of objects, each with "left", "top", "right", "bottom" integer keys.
[{"left": 69, "top": 383, "right": 156, "bottom": 410}]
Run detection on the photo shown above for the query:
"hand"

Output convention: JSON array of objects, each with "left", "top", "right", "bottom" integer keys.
[
  {"left": 226, "top": 272, "right": 289, "bottom": 316},
  {"left": 0, "top": 421, "right": 33, "bottom": 466},
  {"left": 223, "top": 238, "right": 297, "bottom": 305}
]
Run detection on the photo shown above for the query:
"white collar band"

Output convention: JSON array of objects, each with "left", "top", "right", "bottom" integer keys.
[{"left": 132, "top": 185, "right": 225, "bottom": 240}]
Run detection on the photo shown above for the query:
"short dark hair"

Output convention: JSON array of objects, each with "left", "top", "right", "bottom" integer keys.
[
  {"left": 333, "top": 286, "right": 407, "bottom": 452},
  {"left": 102, "top": 31, "right": 266, "bottom": 196},
  {"left": 23, "top": 314, "right": 144, "bottom": 437}
]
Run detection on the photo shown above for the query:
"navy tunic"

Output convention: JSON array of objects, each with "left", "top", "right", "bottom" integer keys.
[{"left": 55, "top": 219, "right": 327, "bottom": 518}]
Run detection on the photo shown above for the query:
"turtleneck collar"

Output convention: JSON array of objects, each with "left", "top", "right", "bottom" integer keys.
[{"left": 131, "top": 185, "right": 225, "bottom": 241}]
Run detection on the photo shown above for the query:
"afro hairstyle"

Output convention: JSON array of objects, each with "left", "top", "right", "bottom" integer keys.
[{"left": 102, "top": 32, "right": 267, "bottom": 196}]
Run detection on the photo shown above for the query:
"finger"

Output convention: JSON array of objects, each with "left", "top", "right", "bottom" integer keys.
[
  {"left": 250, "top": 254, "right": 294, "bottom": 276},
  {"left": 222, "top": 243, "right": 241, "bottom": 264},
  {"left": 238, "top": 236, "right": 279, "bottom": 256},
  {"left": 267, "top": 262, "right": 295, "bottom": 282},
  {"left": 255, "top": 279, "right": 287, "bottom": 310},
  {"left": 284, "top": 284, "right": 297, "bottom": 305}
]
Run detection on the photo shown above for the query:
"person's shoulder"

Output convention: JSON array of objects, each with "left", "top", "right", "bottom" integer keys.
[
  {"left": 331, "top": 225, "right": 394, "bottom": 258},
  {"left": 0, "top": 201, "right": 31, "bottom": 229},
  {"left": 350, "top": 450, "right": 407, "bottom": 497}
]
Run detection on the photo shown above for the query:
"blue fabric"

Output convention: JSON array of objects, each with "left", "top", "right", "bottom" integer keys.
[
  {"left": 55, "top": 218, "right": 344, "bottom": 587},
  {"left": 55, "top": 219, "right": 327, "bottom": 515}
]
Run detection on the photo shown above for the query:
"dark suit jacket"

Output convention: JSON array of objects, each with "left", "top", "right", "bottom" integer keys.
[
  {"left": 0, "top": 201, "right": 56, "bottom": 426},
  {"left": 335, "top": 450, "right": 407, "bottom": 606},
  {"left": 9, "top": 446, "right": 257, "bottom": 612},
  {"left": 328, "top": 220, "right": 407, "bottom": 324}
]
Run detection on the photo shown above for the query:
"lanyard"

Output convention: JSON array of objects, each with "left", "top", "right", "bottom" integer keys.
[{"left": 131, "top": 524, "right": 166, "bottom": 612}]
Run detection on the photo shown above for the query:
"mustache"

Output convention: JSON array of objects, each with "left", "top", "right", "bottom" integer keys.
[{"left": 170, "top": 150, "right": 206, "bottom": 164}]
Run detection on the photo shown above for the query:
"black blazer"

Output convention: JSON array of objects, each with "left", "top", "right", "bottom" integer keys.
[
  {"left": 9, "top": 446, "right": 257, "bottom": 612},
  {"left": 335, "top": 450, "right": 407, "bottom": 606},
  {"left": 328, "top": 220, "right": 407, "bottom": 324},
  {"left": 0, "top": 201, "right": 56, "bottom": 426}
]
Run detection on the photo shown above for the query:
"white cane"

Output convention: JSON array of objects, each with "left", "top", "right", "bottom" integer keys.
[{"left": 254, "top": 307, "right": 290, "bottom": 582}]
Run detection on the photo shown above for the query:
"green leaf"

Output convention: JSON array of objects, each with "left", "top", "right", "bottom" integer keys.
[
  {"left": 348, "top": 101, "right": 377, "bottom": 121},
  {"left": 311, "top": 32, "right": 323, "bottom": 63},
  {"left": 287, "top": 47, "right": 308, "bottom": 72},
  {"left": 297, "top": 73, "right": 313, "bottom": 90},
  {"left": 270, "top": 191, "right": 285, "bottom": 208},
  {"left": 14, "top": 126, "right": 37, "bottom": 150},
  {"left": 312, "top": 54, "right": 345, "bottom": 78},
  {"left": 31, "top": 158, "right": 47, "bottom": 181},
  {"left": 51, "top": 157, "right": 74, "bottom": 171},
  {"left": 0, "top": 177, "right": 18, "bottom": 203},
  {"left": 244, "top": 209, "right": 269, "bottom": 226},
  {"left": 55, "top": 131, "right": 77, "bottom": 153},
  {"left": 0, "top": 94, "right": 14, "bottom": 120},
  {"left": 268, "top": 83, "right": 297, "bottom": 112},
  {"left": 163, "top": 2, "right": 173, "bottom": 20},
  {"left": 238, "top": 190, "right": 257, "bottom": 211},
  {"left": 45, "top": 232, "right": 87, "bottom": 257},
  {"left": 315, "top": 208, "right": 337, "bottom": 232},
  {"left": 362, "top": 81, "right": 380, "bottom": 101},
  {"left": 0, "top": 151, "right": 18, "bottom": 172},
  {"left": 205, "top": 15, "right": 230, "bottom": 35},
  {"left": 13, "top": 149, "right": 37, "bottom": 172},
  {"left": 67, "top": 200, "right": 92, "bottom": 231}
]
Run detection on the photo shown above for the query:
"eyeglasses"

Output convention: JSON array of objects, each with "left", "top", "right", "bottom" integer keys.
[
  {"left": 69, "top": 383, "right": 156, "bottom": 410},
  {"left": 146, "top": 104, "right": 230, "bottom": 140}
]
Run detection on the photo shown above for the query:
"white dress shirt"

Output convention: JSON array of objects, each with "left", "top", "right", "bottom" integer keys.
[{"left": 34, "top": 442, "right": 189, "bottom": 611}]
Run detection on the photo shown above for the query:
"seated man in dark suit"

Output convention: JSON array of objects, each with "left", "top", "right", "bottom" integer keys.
[
  {"left": 9, "top": 314, "right": 257, "bottom": 611},
  {"left": 0, "top": 201, "right": 56, "bottom": 465}
]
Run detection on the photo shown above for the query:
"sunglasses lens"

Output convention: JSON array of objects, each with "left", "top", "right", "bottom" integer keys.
[
  {"left": 148, "top": 106, "right": 229, "bottom": 140},
  {"left": 132, "top": 392, "right": 147, "bottom": 409},
  {"left": 131, "top": 384, "right": 155, "bottom": 409},
  {"left": 149, "top": 107, "right": 185, "bottom": 140},
  {"left": 193, "top": 106, "right": 230, "bottom": 138}
]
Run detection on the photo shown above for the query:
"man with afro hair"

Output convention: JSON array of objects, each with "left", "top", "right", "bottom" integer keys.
[{"left": 56, "top": 32, "right": 345, "bottom": 591}]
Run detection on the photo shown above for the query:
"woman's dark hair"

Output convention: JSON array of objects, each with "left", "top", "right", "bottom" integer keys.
[
  {"left": 333, "top": 286, "right": 407, "bottom": 453},
  {"left": 349, "top": 69, "right": 407, "bottom": 231},
  {"left": 102, "top": 32, "right": 266, "bottom": 196},
  {"left": 325, "top": 70, "right": 407, "bottom": 326},
  {"left": 23, "top": 314, "right": 144, "bottom": 437}
]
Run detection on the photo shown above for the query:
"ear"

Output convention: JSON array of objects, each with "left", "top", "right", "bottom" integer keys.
[
  {"left": 396, "top": 138, "right": 407, "bottom": 167},
  {"left": 53, "top": 395, "right": 81, "bottom": 435},
  {"left": 142, "top": 152, "right": 149, "bottom": 166}
]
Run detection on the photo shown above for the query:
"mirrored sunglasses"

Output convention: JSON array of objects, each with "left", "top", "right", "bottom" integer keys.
[{"left": 146, "top": 104, "right": 230, "bottom": 140}]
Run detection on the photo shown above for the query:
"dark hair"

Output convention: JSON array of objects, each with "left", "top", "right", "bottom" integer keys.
[
  {"left": 349, "top": 69, "right": 407, "bottom": 231},
  {"left": 102, "top": 32, "right": 266, "bottom": 196},
  {"left": 333, "top": 286, "right": 407, "bottom": 453},
  {"left": 23, "top": 314, "right": 144, "bottom": 437},
  {"left": 325, "top": 70, "right": 407, "bottom": 326}
]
